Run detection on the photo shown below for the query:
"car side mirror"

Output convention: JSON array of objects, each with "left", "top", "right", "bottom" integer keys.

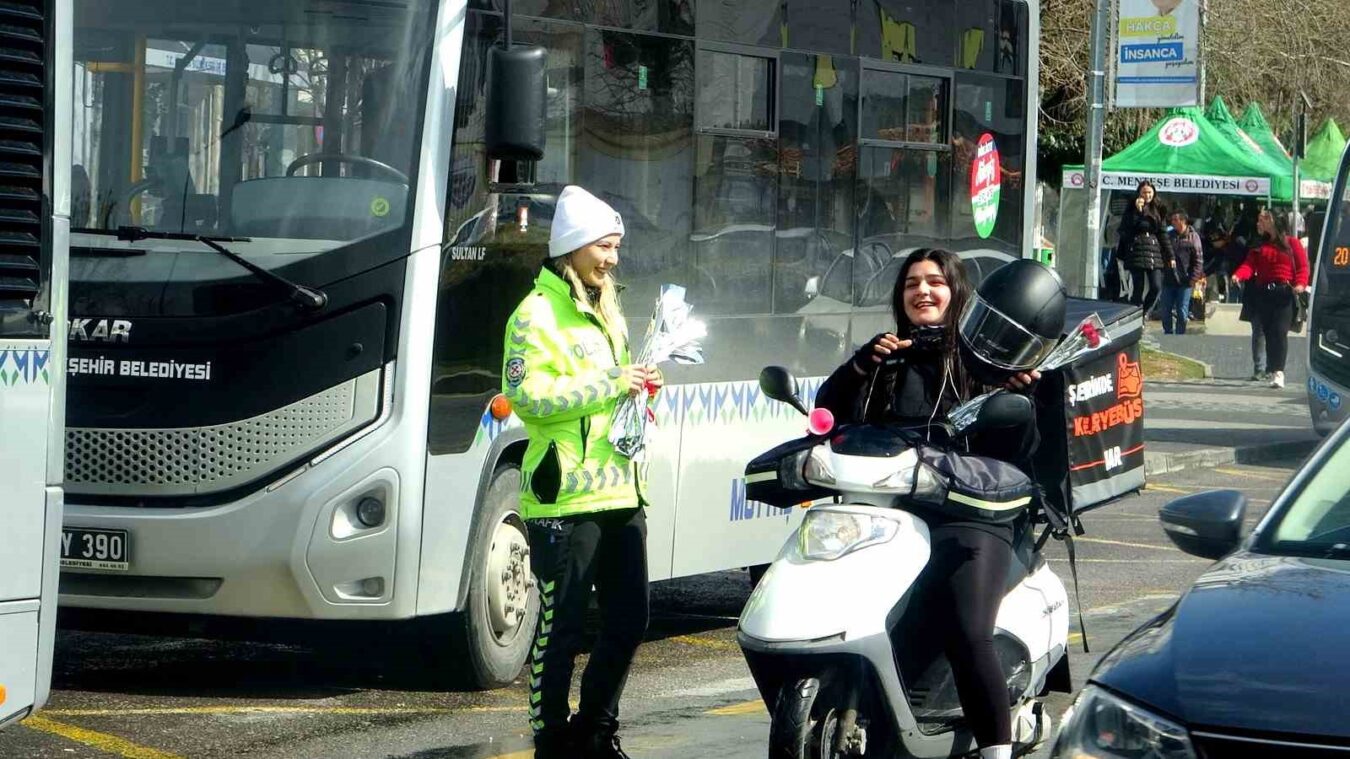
[
  {"left": 760, "top": 366, "right": 808, "bottom": 416},
  {"left": 485, "top": 45, "right": 547, "bottom": 162},
  {"left": 804, "top": 276, "right": 820, "bottom": 299},
  {"left": 1160, "top": 489, "right": 1248, "bottom": 560}
]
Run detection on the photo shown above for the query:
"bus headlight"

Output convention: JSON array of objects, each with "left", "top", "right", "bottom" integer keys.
[{"left": 799, "top": 510, "right": 899, "bottom": 561}]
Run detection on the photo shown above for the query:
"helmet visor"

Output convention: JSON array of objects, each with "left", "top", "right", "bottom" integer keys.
[{"left": 959, "top": 295, "right": 1059, "bottom": 371}]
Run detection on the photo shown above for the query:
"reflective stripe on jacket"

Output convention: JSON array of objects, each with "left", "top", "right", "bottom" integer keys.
[{"left": 502, "top": 268, "right": 646, "bottom": 519}]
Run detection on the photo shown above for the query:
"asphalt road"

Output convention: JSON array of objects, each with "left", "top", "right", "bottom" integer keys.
[{"left": 1, "top": 461, "right": 1302, "bottom": 759}]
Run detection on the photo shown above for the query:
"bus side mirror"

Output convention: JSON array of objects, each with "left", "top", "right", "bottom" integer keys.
[{"left": 486, "top": 45, "right": 547, "bottom": 162}]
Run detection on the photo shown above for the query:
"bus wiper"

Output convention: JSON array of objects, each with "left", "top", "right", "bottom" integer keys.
[{"left": 74, "top": 226, "right": 328, "bottom": 310}]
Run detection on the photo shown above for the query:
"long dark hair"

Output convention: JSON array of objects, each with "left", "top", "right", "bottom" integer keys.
[
  {"left": 1132, "top": 180, "right": 1166, "bottom": 223},
  {"left": 1258, "top": 207, "right": 1291, "bottom": 254},
  {"left": 889, "top": 248, "right": 975, "bottom": 397}
]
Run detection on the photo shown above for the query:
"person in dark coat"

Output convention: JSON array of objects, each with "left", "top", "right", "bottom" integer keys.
[
  {"left": 1113, "top": 181, "right": 1172, "bottom": 317},
  {"left": 1161, "top": 210, "right": 1203, "bottom": 334}
]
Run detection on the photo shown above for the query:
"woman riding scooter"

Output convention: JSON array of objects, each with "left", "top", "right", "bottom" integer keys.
[{"left": 814, "top": 249, "right": 1063, "bottom": 759}]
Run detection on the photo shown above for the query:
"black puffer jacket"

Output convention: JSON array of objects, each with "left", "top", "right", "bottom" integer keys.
[
  {"left": 1116, "top": 205, "right": 1173, "bottom": 271},
  {"left": 814, "top": 346, "right": 1039, "bottom": 543}
]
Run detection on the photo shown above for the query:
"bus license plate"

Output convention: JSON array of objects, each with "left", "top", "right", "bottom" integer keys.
[{"left": 60, "top": 528, "right": 130, "bottom": 571}]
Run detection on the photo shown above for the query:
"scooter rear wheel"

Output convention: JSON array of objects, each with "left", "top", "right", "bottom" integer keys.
[{"left": 769, "top": 678, "right": 842, "bottom": 759}]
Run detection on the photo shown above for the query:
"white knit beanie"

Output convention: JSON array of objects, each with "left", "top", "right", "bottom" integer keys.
[{"left": 548, "top": 185, "right": 625, "bottom": 258}]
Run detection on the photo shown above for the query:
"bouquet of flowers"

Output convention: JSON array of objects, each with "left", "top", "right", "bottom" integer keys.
[
  {"left": 947, "top": 313, "right": 1112, "bottom": 433},
  {"left": 609, "top": 285, "right": 707, "bottom": 459}
]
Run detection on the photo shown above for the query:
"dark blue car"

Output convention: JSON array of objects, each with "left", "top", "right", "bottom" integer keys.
[{"left": 1052, "top": 420, "right": 1350, "bottom": 757}]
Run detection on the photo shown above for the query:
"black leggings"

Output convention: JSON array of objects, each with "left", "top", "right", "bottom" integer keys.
[
  {"left": 922, "top": 525, "right": 1014, "bottom": 747},
  {"left": 1128, "top": 267, "right": 1163, "bottom": 317},
  {"left": 527, "top": 507, "right": 649, "bottom": 735}
]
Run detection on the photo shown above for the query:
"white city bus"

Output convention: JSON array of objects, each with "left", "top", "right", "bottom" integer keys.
[
  {"left": 0, "top": 0, "right": 70, "bottom": 726},
  {"left": 1309, "top": 143, "right": 1350, "bottom": 434},
  {"left": 60, "top": 0, "right": 1040, "bottom": 686}
]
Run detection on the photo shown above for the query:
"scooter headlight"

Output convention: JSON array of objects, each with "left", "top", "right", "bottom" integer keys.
[
  {"left": 802, "top": 448, "right": 836, "bottom": 486},
  {"left": 799, "top": 510, "right": 899, "bottom": 561},
  {"left": 870, "top": 449, "right": 945, "bottom": 501},
  {"left": 1051, "top": 684, "right": 1197, "bottom": 758}
]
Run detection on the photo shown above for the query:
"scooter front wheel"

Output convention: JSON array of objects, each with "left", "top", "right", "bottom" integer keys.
[{"left": 769, "top": 678, "right": 842, "bottom": 759}]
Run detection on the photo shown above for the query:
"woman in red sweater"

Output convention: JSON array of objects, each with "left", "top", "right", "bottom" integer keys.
[{"left": 1231, "top": 208, "right": 1309, "bottom": 389}]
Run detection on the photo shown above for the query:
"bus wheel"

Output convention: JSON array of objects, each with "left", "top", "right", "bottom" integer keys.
[{"left": 459, "top": 464, "right": 538, "bottom": 689}]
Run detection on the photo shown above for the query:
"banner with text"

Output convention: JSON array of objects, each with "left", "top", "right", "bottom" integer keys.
[
  {"left": 1065, "top": 345, "right": 1146, "bottom": 497},
  {"left": 1114, "top": 0, "right": 1201, "bottom": 108},
  {"left": 1062, "top": 169, "right": 1271, "bottom": 197}
]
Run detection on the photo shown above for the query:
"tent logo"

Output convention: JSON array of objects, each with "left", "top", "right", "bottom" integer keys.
[
  {"left": 1245, "top": 179, "right": 1259, "bottom": 193},
  {"left": 1159, "top": 117, "right": 1199, "bottom": 148}
]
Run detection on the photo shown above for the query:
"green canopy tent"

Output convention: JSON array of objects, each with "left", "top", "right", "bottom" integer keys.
[
  {"left": 1238, "top": 102, "right": 1293, "bottom": 167},
  {"left": 1057, "top": 107, "right": 1288, "bottom": 296},
  {"left": 1206, "top": 97, "right": 1293, "bottom": 179},
  {"left": 1303, "top": 118, "right": 1347, "bottom": 183},
  {"left": 1062, "top": 106, "right": 1290, "bottom": 200}
]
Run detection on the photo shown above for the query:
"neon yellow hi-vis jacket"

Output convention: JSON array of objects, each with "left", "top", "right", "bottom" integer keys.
[{"left": 502, "top": 268, "right": 647, "bottom": 519}]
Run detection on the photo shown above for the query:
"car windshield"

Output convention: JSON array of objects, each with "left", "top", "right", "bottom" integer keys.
[
  {"left": 1264, "top": 435, "right": 1350, "bottom": 556},
  {"left": 72, "top": 0, "right": 432, "bottom": 253}
]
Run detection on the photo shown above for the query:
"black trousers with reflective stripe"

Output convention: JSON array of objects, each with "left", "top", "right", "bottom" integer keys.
[{"left": 527, "top": 507, "right": 649, "bottom": 734}]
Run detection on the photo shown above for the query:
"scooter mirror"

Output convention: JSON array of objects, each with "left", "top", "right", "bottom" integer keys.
[
  {"left": 759, "top": 366, "right": 808, "bottom": 416},
  {"left": 972, "top": 391, "right": 1034, "bottom": 432}
]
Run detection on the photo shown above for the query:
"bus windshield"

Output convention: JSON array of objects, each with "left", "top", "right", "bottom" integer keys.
[{"left": 71, "top": 0, "right": 432, "bottom": 254}]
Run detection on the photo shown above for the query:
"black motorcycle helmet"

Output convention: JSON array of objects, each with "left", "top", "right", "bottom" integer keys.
[{"left": 959, "top": 259, "right": 1067, "bottom": 386}]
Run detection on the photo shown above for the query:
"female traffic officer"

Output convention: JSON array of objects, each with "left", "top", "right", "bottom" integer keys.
[
  {"left": 501, "top": 185, "right": 660, "bottom": 759},
  {"left": 814, "top": 249, "right": 1043, "bottom": 759}
]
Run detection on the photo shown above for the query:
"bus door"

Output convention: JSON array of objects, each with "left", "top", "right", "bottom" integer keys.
[{"left": 0, "top": 0, "right": 68, "bottom": 728}]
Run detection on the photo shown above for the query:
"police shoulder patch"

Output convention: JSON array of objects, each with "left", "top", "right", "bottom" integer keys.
[{"left": 506, "top": 357, "right": 527, "bottom": 387}]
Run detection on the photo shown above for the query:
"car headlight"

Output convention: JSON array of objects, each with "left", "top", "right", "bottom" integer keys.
[
  {"left": 1052, "top": 684, "right": 1196, "bottom": 759},
  {"left": 799, "top": 510, "right": 899, "bottom": 561}
]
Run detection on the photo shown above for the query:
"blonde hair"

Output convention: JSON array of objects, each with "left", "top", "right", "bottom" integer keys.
[{"left": 552, "top": 255, "right": 628, "bottom": 340}]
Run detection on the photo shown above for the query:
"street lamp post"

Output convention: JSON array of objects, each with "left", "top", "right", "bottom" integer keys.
[{"left": 1082, "top": 0, "right": 1114, "bottom": 300}]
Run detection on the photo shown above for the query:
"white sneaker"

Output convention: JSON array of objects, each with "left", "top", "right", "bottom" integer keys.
[{"left": 1269, "top": 371, "right": 1285, "bottom": 389}]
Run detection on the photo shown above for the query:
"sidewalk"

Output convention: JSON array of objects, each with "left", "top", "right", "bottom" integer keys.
[{"left": 1141, "top": 331, "right": 1323, "bottom": 475}]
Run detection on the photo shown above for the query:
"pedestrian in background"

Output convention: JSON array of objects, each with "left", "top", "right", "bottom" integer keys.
[
  {"left": 502, "top": 185, "right": 661, "bottom": 759},
  {"left": 1114, "top": 181, "right": 1171, "bottom": 318},
  {"left": 1232, "top": 208, "right": 1309, "bottom": 390},
  {"left": 1162, "top": 210, "right": 1203, "bottom": 334}
]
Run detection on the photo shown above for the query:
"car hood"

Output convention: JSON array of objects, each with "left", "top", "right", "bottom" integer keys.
[{"left": 1092, "top": 552, "right": 1350, "bottom": 738}]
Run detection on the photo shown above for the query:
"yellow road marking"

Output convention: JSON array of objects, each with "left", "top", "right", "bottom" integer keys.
[
  {"left": 1076, "top": 536, "right": 1175, "bottom": 551},
  {"left": 488, "top": 752, "right": 534, "bottom": 759},
  {"left": 1146, "top": 484, "right": 1193, "bottom": 494},
  {"left": 1214, "top": 467, "right": 1288, "bottom": 483},
  {"left": 1050, "top": 558, "right": 1202, "bottom": 563},
  {"left": 23, "top": 716, "right": 185, "bottom": 759},
  {"left": 45, "top": 705, "right": 518, "bottom": 717},
  {"left": 706, "top": 700, "right": 766, "bottom": 716},
  {"left": 671, "top": 635, "right": 739, "bottom": 652},
  {"left": 1067, "top": 632, "right": 1083, "bottom": 644}
]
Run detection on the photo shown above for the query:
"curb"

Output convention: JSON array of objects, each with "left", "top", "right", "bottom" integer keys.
[
  {"left": 1144, "top": 437, "right": 1321, "bottom": 476},
  {"left": 1141, "top": 344, "right": 1214, "bottom": 380}
]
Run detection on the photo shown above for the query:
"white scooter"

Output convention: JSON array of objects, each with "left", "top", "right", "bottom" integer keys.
[{"left": 737, "top": 367, "right": 1071, "bottom": 759}]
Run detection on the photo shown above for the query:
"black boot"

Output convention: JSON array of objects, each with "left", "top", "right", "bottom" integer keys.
[
  {"left": 574, "top": 718, "right": 633, "bottom": 759},
  {"left": 533, "top": 725, "right": 574, "bottom": 759}
]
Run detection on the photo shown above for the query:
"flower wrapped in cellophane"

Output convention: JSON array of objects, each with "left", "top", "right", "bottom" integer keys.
[
  {"left": 948, "top": 313, "right": 1112, "bottom": 433},
  {"left": 609, "top": 285, "right": 707, "bottom": 459}
]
